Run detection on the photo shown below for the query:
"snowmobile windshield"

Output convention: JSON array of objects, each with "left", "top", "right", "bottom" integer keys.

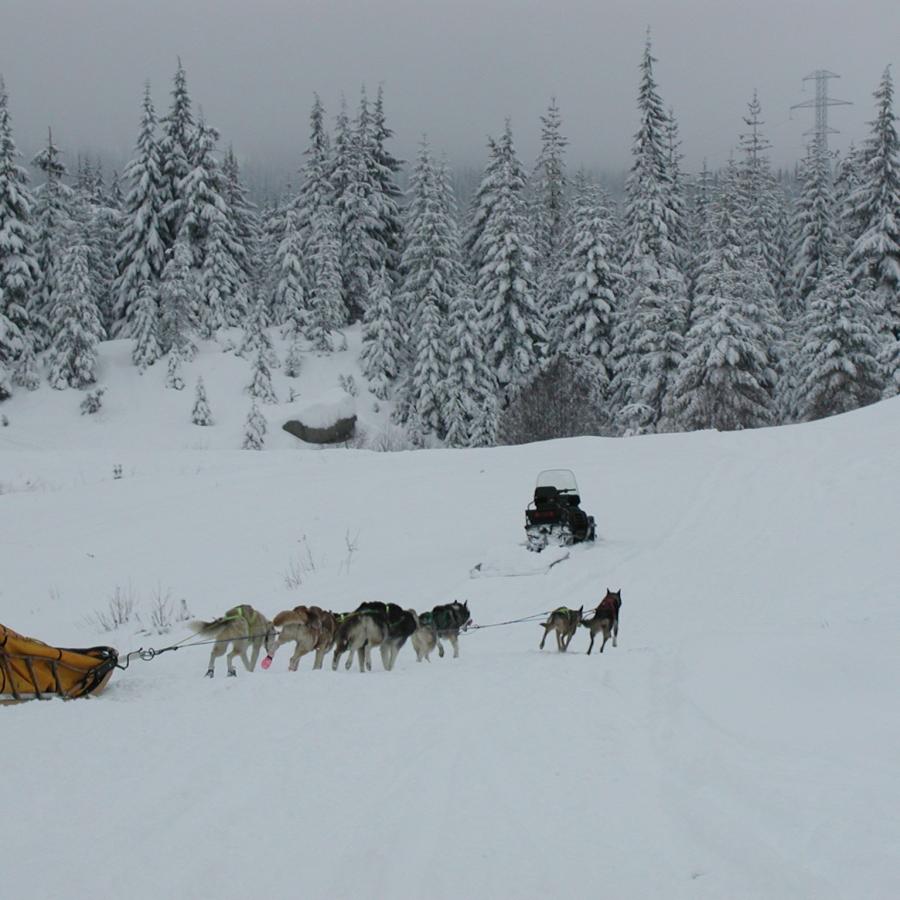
[{"left": 535, "top": 469, "right": 579, "bottom": 495}]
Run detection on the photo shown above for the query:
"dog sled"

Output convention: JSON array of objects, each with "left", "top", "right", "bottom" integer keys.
[
  {"left": 525, "top": 469, "right": 596, "bottom": 552},
  {"left": 0, "top": 623, "right": 118, "bottom": 702}
]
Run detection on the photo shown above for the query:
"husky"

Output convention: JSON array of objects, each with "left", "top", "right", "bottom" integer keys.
[
  {"left": 421, "top": 600, "right": 472, "bottom": 659},
  {"left": 331, "top": 611, "right": 387, "bottom": 673},
  {"left": 190, "top": 604, "right": 277, "bottom": 677},
  {"left": 539, "top": 606, "right": 584, "bottom": 652},
  {"left": 581, "top": 589, "right": 622, "bottom": 655},
  {"left": 411, "top": 613, "right": 438, "bottom": 662},
  {"left": 345, "top": 602, "right": 417, "bottom": 671},
  {"left": 266, "top": 605, "right": 335, "bottom": 671}
]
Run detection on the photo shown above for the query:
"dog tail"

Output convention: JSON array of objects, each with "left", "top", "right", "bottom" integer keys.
[{"left": 189, "top": 616, "right": 232, "bottom": 636}]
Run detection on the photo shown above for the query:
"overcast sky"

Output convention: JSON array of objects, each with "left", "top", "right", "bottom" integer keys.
[{"left": 1, "top": 0, "right": 897, "bottom": 181}]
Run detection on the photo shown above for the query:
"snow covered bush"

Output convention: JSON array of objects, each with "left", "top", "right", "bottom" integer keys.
[
  {"left": 79, "top": 387, "right": 105, "bottom": 415},
  {"left": 242, "top": 401, "right": 266, "bottom": 449},
  {"left": 191, "top": 376, "right": 213, "bottom": 425}
]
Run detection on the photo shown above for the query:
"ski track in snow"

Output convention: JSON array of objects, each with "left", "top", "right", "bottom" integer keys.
[{"left": 2, "top": 338, "right": 900, "bottom": 899}]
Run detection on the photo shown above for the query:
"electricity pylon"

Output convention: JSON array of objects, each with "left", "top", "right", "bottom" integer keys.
[{"left": 791, "top": 70, "right": 852, "bottom": 151}]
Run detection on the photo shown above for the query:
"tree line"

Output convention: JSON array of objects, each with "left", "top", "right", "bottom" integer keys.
[{"left": 1, "top": 41, "right": 898, "bottom": 447}]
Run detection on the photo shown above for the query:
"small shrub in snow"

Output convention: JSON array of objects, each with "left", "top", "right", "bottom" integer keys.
[
  {"left": 191, "top": 376, "right": 213, "bottom": 425},
  {"left": 338, "top": 373, "right": 358, "bottom": 397},
  {"left": 113, "top": 464, "right": 123, "bottom": 480},
  {"left": 144, "top": 587, "right": 192, "bottom": 635},
  {"left": 165, "top": 350, "right": 186, "bottom": 390},
  {"left": 1, "top": 414, "right": 8, "bottom": 427},
  {"left": 80, "top": 387, "right": 106, "bottom": 415},
  {"left": 287, "top": 387, "right": 301, "bottom": 403},
  {"left": 89, "top": 584, "right": 137, "bottom": 631},
  {"left": 365, "top": 422, "right": 414, "bottom": 452},
  {"left": 242, "top": 401, "right": 267, "bottom": 449},
  {"left": 282, "top": 535, "right": 318, "bottom": 589},
  {"left": 285, "top": 339, "right": 303, "bottom": 378}
]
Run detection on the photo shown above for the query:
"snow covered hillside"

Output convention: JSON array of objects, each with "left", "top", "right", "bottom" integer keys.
[{"left": 2, "top": 340, "right": 899, "bottom": 899}]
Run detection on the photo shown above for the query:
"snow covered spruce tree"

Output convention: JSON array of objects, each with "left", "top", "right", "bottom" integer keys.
[
  {"left": 158, "top": 59, "right": 195, "bottom": 251},
  {"left": 47, "top": 233, "right": 104, "bottom": 389},
  {"left": 360, "top": 262, "right": 403, "bottom": 401},
  {"left": 82, "top": 170, "right": 122, "bottom": 335},
  {"left": 242, "top": 401, "right": 266, "bottom": 449},
  {"left": 157, "top": 240, "right": 197, "bottom": 390},
  {"left": 131, "top": 281, "right": 162, "bottom": 371},
  {"left": 737, "top": 91, "right": 790, "bottom": 303},
  {"left": 114, "top": 83, "right": 166, "bottom": 337},
  {"left": 793, "top": 262, "right": 884, "bottom": 420},
  {"left": 392, "top": 140, "right": 461, "bottom": 438},
  {"left": 294, "top": 94, "right": 345, "bottom": 345},
  {"left": 247, "top": 345, "right": 277, "bottom": 404},
  {"left": 529, "top": 98, "right": 569, "bottom": 339},
  {"left": 183, "top": 120, "right": 248, "bottom": 335},
  {"left": 554, "top": 181, "right": 622, "bottom": 391},
  {"left": 30, "top": 129, "right": 73, "bottom": 351},
  {"left": 669, "top": 165, "right": 779, "bottom": 431},
  {"left": 435, "top": 158, "right": 498, "bottom": 448},
  {"left": 470, "top": 122, "right": 546, "bottom": 397},
  {"left": 685, "top": 161, "right": 716, "bottom": 301},
  {"left": 0, "top": 76, "right": 40, "bottom": 394},
  {"left": 271, "top": 205, "right": 307, "bottom": 337},
  {"left": 791, "top": 137, "right": 837, "bottom": 312},
  {"left": 191, "top": 375, "right": 213, "bottom": 425},
  {"left": 306, "top": 202, "right": 344, "bottom": 353},
  {"left": 239, "top": 289, "right": 277, "bottom": 368},
  {"left": 880, "top": 335, "right": 900, "bottom": 398},
  {"left": 846, "top": 67, "right": 900, "bottom": 336},
  {"left": 369, "top": 86, "right": 404, "bottom": 291},
  {"left": 221, "top": 146, "right": 258, "bottom": 293},
  {"left": 608, "top": 38, "right": 688, "bottom": 433},
  {"left": 332, "top": 94, "right": 379, "bottom": 321}
]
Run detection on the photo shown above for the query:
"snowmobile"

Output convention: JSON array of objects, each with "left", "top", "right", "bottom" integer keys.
[{"left": 525, "top": 469, "right": 596, "bottom": 552}]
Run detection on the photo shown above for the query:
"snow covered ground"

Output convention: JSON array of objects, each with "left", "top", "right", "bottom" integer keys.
[{"left": 2, "top": 336, "right": 899, "bottom": 899}]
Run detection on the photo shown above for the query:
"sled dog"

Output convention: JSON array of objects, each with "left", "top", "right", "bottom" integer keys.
[
  {"left": 411, "top": 613, "right": 438, "bottom": 662},
  {"left": 331, "top": 611, "right": 387, "bottom": 673},
  {"left": 350, "top": 602, "right": 418, "bottom": 671},
  {"left": 581, "top": 590, "right": 622, "bottom": 654},
  {"left": 267, "top": 605, "right": 336, "bottom": 671},
  {"left": 190, "top": 604, "right": 277, "bottom": 677},
  {"left": 539, "top": 606, "right": 584, "bottom": 652},
  {"left": 421, "top": 600, "right": 472, "bottom": 659}
]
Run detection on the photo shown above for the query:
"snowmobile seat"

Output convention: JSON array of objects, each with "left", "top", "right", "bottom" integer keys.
[{"left": 533, "top": 485, "right": 560, "bottom": 510}]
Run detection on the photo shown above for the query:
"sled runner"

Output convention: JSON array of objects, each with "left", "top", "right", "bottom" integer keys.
[{"left": 0, "top": 624, "right": 118, "bottom": 702}]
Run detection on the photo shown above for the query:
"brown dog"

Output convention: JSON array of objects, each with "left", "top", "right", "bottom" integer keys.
[
  {"left": 267, "top": 606, "right": 339, "bottom": 671},
  {"left": 539, "top": 606, "right": 583, "bottom": 652},
  {"left": 581, "top": 590, "right": 621, "bottom": 654}
]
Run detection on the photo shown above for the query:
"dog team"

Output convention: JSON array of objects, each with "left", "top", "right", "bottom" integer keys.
[
  {"left": 190, "top": 600, "right": 472, "bottom": 677},
  {"left": 190, "top": 588, "right": 621, "bottom": 677}
]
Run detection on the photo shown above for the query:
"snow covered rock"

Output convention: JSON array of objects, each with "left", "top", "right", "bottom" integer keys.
[{"left": 282, "top": 390, "right": 357, "bottom": 444}]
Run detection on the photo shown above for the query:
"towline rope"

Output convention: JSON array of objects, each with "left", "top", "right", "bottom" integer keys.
[{"left": 117, "top": 608, "right": 576, "bottom": 667}]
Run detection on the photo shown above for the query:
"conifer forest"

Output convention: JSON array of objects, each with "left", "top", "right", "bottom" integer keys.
[{"left": 1, "top": 41, "right": 898, "bottom": 447}]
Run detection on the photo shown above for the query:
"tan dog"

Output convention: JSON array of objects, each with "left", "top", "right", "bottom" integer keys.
[
  {"left": 581, "top": 590, "right": 622, "bottom": 655},
  {"left": 411, "top": 613, "right": 438, "bottom": 662},
  {"left": 539, "top": 606, "right": 584, "bottom": 652},
  {"left": 190, "top": 604, "right": 277, "bottom": 677},
  {"left": 266, "top": 606, "right": 340, "bottom": 671}
]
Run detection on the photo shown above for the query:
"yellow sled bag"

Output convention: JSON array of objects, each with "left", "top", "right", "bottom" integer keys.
[{"left": 0, "top": 624, "right": 118, "bottom": 701}]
